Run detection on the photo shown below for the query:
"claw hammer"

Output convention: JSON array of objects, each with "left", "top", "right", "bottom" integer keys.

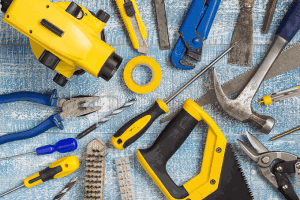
[{"left": 213, "top": 0, "right": 300, "bottom": 134}]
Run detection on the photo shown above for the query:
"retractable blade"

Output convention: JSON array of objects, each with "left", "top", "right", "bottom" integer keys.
[{"left": 116, "top": 0, "right": 149, "bottom": 54}]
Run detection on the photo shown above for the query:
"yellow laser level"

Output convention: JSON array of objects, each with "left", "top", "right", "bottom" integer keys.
[{"left": 1, "top": 0, "right": 123, "bottom": 86}]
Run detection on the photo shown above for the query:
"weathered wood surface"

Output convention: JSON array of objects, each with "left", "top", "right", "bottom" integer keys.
[{"left": 0, "top": 0, "right": 300, "bottom": 199}]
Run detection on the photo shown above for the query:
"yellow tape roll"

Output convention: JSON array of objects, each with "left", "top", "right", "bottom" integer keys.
[{"left": 124, "top": 56, "right": 162, "bottom": 94}]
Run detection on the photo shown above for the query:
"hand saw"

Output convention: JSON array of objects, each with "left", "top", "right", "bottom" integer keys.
[
  {"left": 161, "top": 41, "right": 300, "bottom": 123},
  {"left": 137, "top": 99, "right": 253, "bottom": 200}
]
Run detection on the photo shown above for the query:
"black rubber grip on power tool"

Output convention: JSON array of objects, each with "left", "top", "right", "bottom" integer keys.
[
  {"left": 113, "top": 101, "right": 166, "bottom": 149},
  {"left": 138, "top": 108, "right": 198, "bottom": 199}
]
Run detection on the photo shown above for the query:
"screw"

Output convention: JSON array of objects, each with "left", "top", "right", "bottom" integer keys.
[
  {"left": 296, "top": 162, "right": 300, "bottom": 169},
  {"left": 210, "top": 179, "right": 216, "bottom": 185},
  {"left": 282, "top": 185, "right": 288, "bottom": 190},
  {"left": 276, "top": 166, "right": 283, "bottom": 172},
  {"left": 261, "top": 156, "right": 270, "bottom": 164},
  {"left": 216, "top": 147, "right": 222, "bottom": 153}
]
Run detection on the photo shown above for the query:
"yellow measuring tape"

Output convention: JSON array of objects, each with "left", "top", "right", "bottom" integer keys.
[{"left": 124, "top": 56, "right": 162, "bottom": 94}]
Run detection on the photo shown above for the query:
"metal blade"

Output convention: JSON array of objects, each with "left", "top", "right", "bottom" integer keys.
[
  {"left": 153, "top": 0, "right": 170, "bottom": 50},
  {"left": 246, "top": 131, "right": 268, "bottom": 153},
  {"left": 203, "top": 144, "right": 253, "bottom": 200},
  {"left": 129, "top": 17, "right": 149, "bottom": 54},
  {"left": 228, "top": 6, "right": 253, "bottom": 67},
  {"left": 262, "top": 0, "right": 278, "bottom": 33},
  {"left": 237, "top": 139, "right": 260, "bottom": 163}
]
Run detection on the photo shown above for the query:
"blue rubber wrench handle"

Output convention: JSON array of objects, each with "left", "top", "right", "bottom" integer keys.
[
  {"left": 276, "top": 0, "right": 300, "bottom": 42},
  {"left": 0, "top": 113, "right": 63, "bottom": 145},
  {"left": 0, "top": 90, "right": 58, "bottom": 106}
]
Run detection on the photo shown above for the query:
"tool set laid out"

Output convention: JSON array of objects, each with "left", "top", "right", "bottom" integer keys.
[{"left": 2, "top": 0, "right": 300, "bottom": 199}]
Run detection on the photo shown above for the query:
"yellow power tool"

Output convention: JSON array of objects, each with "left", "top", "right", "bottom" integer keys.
[
  {"left": 1, "top": 0, "right": 123, "bottom": 86},
  {"left": 137, "top": 99, "right": 253, "bottom": 200}
]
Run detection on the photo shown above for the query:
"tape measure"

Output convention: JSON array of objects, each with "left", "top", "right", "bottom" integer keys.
[{"left": 123, "top": 56, "right": 162, "bottom": 94}]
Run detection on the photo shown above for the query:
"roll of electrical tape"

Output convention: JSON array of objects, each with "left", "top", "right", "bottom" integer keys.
[{"left": 124, "top": 56, "right": 162, "bottom": 94}]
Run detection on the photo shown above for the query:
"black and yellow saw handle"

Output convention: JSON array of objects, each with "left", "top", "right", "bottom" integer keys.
[
  {"left": 137, "top": 99, "right": 227, "bottom": 200},
  {"left": 111, "top": 99, "right": 168, "bottom": 150}
]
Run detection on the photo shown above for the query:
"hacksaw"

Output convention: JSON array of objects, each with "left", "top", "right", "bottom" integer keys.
[{"left": 160, "top": 41, "right": 300, "bottom": 123}]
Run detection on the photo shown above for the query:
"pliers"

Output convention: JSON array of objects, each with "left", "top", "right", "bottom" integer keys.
[
  {"left": 238, "top": 132, "right": 300, "bottom": 200},
  {"left": 0, "top": 90, "right": 101, "bottom": 145}
]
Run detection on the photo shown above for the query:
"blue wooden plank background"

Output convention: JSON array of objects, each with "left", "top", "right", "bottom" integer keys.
[{"left": 0, "top": 0, "right": 300, "bottom": 199}]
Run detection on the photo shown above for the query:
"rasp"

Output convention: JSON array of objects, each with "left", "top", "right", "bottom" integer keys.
[
  {"left": 160, "top": 41, "right": 300, "bottom": 123},
  {"left": 262, "top": 0, "right": 279, "bottom": 33},
  {"left": 153, "top": 0, "right": 170, "bottom": 50},
  {"left": 228, "top": 0, "right": 254, "bottom": 67}
]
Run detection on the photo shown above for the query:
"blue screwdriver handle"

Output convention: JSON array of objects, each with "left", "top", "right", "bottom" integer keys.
[
  {"left": 0, "top": 113, "right": 63, "bottom": 145},
  {"left": 276, "top": 0, "right": 300, "bottom": 42},
  {"left": 0, "top": 90, "right": 58, "bottom": 106},
  {"left": 36, "top": 138, "right": 78, "bottom": 155}
]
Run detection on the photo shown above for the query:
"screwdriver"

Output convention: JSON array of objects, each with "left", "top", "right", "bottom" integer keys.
[
  {"left": 0, "top": 138, "right": 77, "bottom": 161},
  {"left": 0, "top": 155, "right": 80, "bottom": 198},
  {"left": 111, "top": 44, "right": 236, "bottom": 150},
  {"left": 258, "top": 85, "right": 300, "bottom": 105}
]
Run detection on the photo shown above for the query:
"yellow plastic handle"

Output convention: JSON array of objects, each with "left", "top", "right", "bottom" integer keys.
[
  {"left": 115, "top": 0, "right": 147, "bottom": 49},
  {"left": 24, "top": 155, "right": 80, "bottom": 188}
]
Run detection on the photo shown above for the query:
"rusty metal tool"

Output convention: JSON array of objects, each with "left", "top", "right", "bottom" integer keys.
[
  {"left": 160, "top": 41, "right": 300, "bottom": 124},
  {"left": 214, "top": 0, "right": 300, "bottom": 134},
  {"left": 153, "top": 0, "right": 170, "bottom": 50},
  {"left": 262, "top": 0, "right": 279, "bottom": 33},
  {"left": 228, "top": 0, "right": 254, "bottom": 67}
]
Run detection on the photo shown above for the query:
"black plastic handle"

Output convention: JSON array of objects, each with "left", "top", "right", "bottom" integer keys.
[
  {"left": 111, "top": 100, "right": 167, "bottom": 150},
  {"left": 138, "top": 108, "right": 198, "bottom": 199}
]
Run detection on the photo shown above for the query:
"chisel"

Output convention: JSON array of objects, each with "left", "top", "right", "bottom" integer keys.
[{"left": 111, "top": 44, "right": 235, "bottom": 150}]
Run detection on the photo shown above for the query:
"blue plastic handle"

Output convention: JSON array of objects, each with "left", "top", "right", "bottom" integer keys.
[
  {"left": 36, "top": 138, "right": 77, "bottom": 155},
  {"left": 0, "top": 90, "right": 58, "bottom": 106},
  {"left": 276, "top": 0, "right": 300, "bottom": 42},
  {"left": 0, "top": 113, "right": 63, "bottom": 145}
]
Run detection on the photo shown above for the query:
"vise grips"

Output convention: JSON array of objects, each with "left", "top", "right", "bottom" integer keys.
[{"left": 170, "top": 0, "right": 221, "bottom": 70}]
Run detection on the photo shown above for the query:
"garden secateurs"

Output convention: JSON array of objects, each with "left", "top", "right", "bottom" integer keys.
[
  {"left": 0, "top": 90, "right": 101, "bottom": 145},
  {"left": 238, "top": 132, "right": 300, "bottom": 200},
  {"left": 170, "top": 0, "right": 221, "bottom": 70},
  {"left": 137, "top": 99, "right": 253, "bottom": 200}
]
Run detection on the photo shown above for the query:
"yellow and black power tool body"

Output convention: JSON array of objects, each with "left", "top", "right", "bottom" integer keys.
[
  {"left": 1, "top": 0, "right": 122, "bottom": 86},
  {"left": 137, "top": 99, "right": 252, "bottom": 200}
]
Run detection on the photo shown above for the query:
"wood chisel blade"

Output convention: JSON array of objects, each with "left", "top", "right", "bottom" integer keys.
[
  {"left": 154, "top": 0, "right": 170, "bottom": 50},
  {"left": 228, "top": 0, "right": 254, "bottom": 67},
  {"left": 160, "top": 41, "right": 300, "bottom": 123},
  {"left": 262, "top": 0, "right": 278, "bottom": 33},
  {"left": 129, "top": 16, "right": 149, "bottom": 54}
]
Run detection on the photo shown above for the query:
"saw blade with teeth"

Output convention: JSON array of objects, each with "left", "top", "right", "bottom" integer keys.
[
  {"left": 160, "top": 41, "right": 300, "bottom": 123},
  {"left": 84, "top": 138, "right": 106, "bottom": 200}
]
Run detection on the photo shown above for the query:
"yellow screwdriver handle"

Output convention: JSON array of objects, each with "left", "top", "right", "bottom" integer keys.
[
  {"left": 111, "top": 99, "right": 168, "bottom": 150},
  {"left": 24, "top": 155, "right": 80, "bottom": 188}
]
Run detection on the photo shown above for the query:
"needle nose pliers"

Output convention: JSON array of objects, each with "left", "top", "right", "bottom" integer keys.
[{"left": 0, "top": 90, "right": 101, "bottom": 145}]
